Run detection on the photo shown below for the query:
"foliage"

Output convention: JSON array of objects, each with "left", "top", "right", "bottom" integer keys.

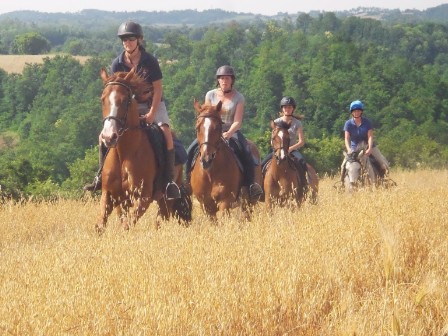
[
  {"left": 0, "top": 13, "right": 448, "bottom": 199},
  {"left": 11, "top": 32, "right": 50, "bottom": 55}
]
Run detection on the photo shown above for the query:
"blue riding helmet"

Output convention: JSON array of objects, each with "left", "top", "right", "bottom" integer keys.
[{"left": 350, "top": 100, "right": 364, "bottom": 112}]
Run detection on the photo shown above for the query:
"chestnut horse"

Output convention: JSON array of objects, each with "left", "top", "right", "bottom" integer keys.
[
  {"left": 263, "top": 120, "right": 319, "bottom": 208},
  {"left": 96, "top": 68, "right": 191, "bottom": 233},
  {"left": 190, "top": 99, "right": 261, "bottom": 219}
]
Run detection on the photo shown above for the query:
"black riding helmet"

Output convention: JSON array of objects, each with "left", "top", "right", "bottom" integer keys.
[
  {"left": 117, "top": 21, "right": 143, "bottom": 38},
  {"left": 280, "top": 96, "right": 296, "bottom": 108},
  {"left": 216, "top": 65, "right": 235, "bottom": 79}
]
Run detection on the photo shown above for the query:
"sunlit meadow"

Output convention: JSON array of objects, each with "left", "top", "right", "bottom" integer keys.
[{"left": 1, "top": 169, "right": 447, "bottom": 335}]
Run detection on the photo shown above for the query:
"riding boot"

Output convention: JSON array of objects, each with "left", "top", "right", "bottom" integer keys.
[
  {"left": 300, "top": 159, "right": 309, "bottom": 192},
  {"left": 83, "top": 144, "right": 107, "bottom": 192},
  {"left": 184, "top": 142, "right": 197, "bottom": 195},
  {"left": 165, "top": 149, "right": 181, "bottom": 200},
  {"left": 243, "top": 153, "right": 263, "bottom": 201}
]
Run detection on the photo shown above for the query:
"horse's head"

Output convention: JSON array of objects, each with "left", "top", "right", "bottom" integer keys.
[
  {"left": 193, "top": 99, "right": 224, "bottom": 170},
  {"left": 270, "top": 119, "right": 291, "bottom": 162},
  {"left": 99, "top": 67, "right": 152, "bottom": 148},
  {"left": 344, "top": 141, "right": 372, "bottom": 189}
]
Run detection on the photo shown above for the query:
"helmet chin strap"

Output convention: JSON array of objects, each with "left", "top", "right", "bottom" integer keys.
[{"left": 126, "top": 44, "right": 139, "bottom": 56}]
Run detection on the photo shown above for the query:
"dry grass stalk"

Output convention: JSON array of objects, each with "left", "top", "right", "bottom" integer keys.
[{"left": 0, "top": 169, "right": 447, "bottom": 335}]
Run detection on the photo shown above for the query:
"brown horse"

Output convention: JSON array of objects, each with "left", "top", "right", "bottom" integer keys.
[
  {"left": 97, "top": 68, "right": 191, "bottom": 233},
  {"left": 263, "top": 120, "right": 319, "bottom": 208},
  {"left": 190, "top": 99, "right": 260, "bottom": 219}
]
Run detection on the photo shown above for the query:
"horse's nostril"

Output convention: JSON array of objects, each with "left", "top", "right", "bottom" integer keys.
[{"left": 111, "top": 133, "right": 118, "bottom": 141}]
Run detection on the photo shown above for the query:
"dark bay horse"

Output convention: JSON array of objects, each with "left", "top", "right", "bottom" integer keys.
[
  {"left": 263, "top": 120, "right": 319, "bottom": 208},
  {"left": 97, "top": 68, "right": 191, "bottom": 233},
  {"left": 190, "top": 99, "right": 261, "bottom": 219}
]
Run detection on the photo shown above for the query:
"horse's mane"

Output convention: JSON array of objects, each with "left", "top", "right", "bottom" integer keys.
[
  {"left": 274, "top": 120, "right": 291, "bottom": 130},
  {"left": 105, "top": 70, "right": 153, "bottom": 100},
  {"left": 196, "top": 102, "right": 222, "bottom": 119}
]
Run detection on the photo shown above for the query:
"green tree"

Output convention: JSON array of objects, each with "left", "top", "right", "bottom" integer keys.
[{"left": 12, "top": 32, "right": 50, "bottom": 54}]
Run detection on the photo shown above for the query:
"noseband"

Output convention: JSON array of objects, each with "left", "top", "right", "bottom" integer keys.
[{"left": 102, "top": 81, "right": 133, "bottom": 133}]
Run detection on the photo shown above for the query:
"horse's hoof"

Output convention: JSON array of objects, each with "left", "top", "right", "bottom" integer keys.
[
  {"left": 249, "top": 183, "right": 264, "bottom": 201},
  {"left": 95, "top": 224, "right": 106, "bottom": 235}
]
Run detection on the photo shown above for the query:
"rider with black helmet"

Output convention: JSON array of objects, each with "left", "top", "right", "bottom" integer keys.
[
  {"left": 261, "top": 96, "right": 309, "bottom": 188},
  {"left": 184, "top": 65, "right": 263, "bottom": 201},
  {"left": 84, "top": 21, "right": 182, "bottom": 200}
]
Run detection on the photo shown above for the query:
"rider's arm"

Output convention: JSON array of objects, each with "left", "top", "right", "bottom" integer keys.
[
  {"left": 289, "top": 125, "right": 305, "bottom": 152},
  {"left": 366, "top": 129, "right": 374, "bottom": 154},
  {"left": 223, "top": 101, "right": 243, "bottom": 140},
  {"left": 344, "top": 131, "right": 352, "bottom": 153},
  {"left": 141, "top": 79, "right": 162, "bottom": 124}
]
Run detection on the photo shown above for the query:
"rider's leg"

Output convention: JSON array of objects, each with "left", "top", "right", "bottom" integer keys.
[
  {"left": 185, "top": 139, "right": 199, "bottom": 190},
  {"left": 160, "top": 124, "right": 181, "bottom": 200},
  {"left": 83, "top": 136, "right": 107, "bottom": 192},
  {"left": 292, "top": 151, "right": 308, "bottom": 187},
  {"left": 370, "top": 146, "right": 389, "bottom": 175},
  {"left": 341, "top": 153, "right": 348, "bottom": 183},
  {"left": 261, "top": 151, "right": 273, "bottom": 168},
  {"left": 236, "top": 132, "right": 263, "bottom": 200}
]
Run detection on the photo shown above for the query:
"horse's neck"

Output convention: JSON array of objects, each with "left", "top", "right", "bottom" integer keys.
[
  {"left": 270, "top": 156, "right": 291, "bottom": 175},
  {"left": 117, "top": 129, "right": 145, "bottom": 153}
]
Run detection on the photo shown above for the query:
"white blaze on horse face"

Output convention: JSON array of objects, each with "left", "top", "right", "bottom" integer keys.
[
  {"left": 278, "top": 130, "right": 287, "bottom": 160},
  {"left": 101, "top": 90, "right": 120, "bottom": 141},
  {"left": 346, "top": 161, "right": 361, "bottom": 183},
  {"left": 203, "top": 117, "right": 211, "bottom": 146}
]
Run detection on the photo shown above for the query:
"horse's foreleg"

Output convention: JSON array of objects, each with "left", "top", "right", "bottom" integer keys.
[
  {"left": 97, "top": 192, "right": 115, "bottom": 234},
  {"left": 217, "top": 201, "right": 232, "bottom": 221},
  {"left": 131, "top": 196, "right": 152, "bottom": 226},
  {"left": 157, "top": 198, "right": 170, "bottom": 221}
]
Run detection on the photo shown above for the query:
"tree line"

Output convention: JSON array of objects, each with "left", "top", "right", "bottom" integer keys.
[{"left": 0, "top": 13, "right": 447, "bottom": 199}]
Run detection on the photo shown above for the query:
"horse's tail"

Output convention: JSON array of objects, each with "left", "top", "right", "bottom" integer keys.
[{"left": 172, "top": 184, "right": 193, "bottom": 224}]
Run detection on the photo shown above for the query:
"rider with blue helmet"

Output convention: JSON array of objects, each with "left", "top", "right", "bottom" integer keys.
[{"left": 341, "top": 100, "right": 390, "bottom": 182}]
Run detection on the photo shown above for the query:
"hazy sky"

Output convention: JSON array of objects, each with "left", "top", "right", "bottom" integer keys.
[{"left": 0, "top": 0, "right": 446, "bottom": 16}]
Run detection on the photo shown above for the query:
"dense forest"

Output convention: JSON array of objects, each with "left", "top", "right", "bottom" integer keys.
[{"left": 0, "top": 8, "right": 447, "bottom": 199}]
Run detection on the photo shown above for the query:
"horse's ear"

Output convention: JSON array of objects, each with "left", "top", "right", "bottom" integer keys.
[
  {"left": 100, "top": 67, "right": 109, "bottom": 83},
  {"left": 193, "top": 98, "right": 201, "bottom": 113},
  {"left": 216, "top": 100, "right": 223, "bottom": 111},
  {"left": 270, "top": 119, "right": 275, "bottom": 129},
  {"left": 124, "top": 68, "right": 135, "bottom": 81}
]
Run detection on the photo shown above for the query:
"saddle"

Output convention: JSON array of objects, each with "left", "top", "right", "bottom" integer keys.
[
  {"left": 142, "top": 124, "right": 187, "bottom": 193},
  {"left": 142, "top": 124, "right": 187, "bottom": 165},
  {"left": 262, "top": 155, "right": 306, "bottom": 184},
  {"left": 190, "top": 137, "right": 244, "bottom": 173}
]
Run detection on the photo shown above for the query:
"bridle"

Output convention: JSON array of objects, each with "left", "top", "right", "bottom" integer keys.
[
  {"left": 271, "top": 128, "right": 290, "bottom": 163},
  {"left": 102, "top": 81, "right": 134, "bottom": 135},
  {"left": 196, "top": 112, "right": 225, "bottom": 163}
]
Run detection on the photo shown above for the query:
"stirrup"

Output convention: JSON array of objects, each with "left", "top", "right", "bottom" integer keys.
[
  {"left": 165, "top": 181, "right": 181, "bottom": 200},
  {"left": 249, "top": 183, "right": 263, "bottom": 200},
  {"left": 83, "top": 176, "right": 101, "bottom": 192}
]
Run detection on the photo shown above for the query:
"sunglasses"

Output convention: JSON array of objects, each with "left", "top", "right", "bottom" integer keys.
[{"left": 121, "top": 36, "right": 137, "bottom": 42}]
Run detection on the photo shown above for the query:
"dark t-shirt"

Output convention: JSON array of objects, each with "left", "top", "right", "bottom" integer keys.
[
  {"left": 111, "top": 46, "right": 162, "bottom": 84},
  {"left": 343, "top": 116, "right": 373, "bottom": 150}
]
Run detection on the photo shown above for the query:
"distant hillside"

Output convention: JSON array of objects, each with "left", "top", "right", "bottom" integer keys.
[{"left": 1, "top": 5, "right": 448, "bottom": 28}]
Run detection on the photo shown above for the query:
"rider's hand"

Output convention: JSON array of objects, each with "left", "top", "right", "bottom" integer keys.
[{"left": 139, "top": 113, "right": 154, "bottom": 124}]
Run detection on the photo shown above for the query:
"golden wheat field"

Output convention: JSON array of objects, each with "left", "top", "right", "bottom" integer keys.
[
  {"left": 0, "top": 169, "right": 447, "bottom": 335},
  {"left": 0, "top": 55, "right": 89, "bottom": 74}
]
